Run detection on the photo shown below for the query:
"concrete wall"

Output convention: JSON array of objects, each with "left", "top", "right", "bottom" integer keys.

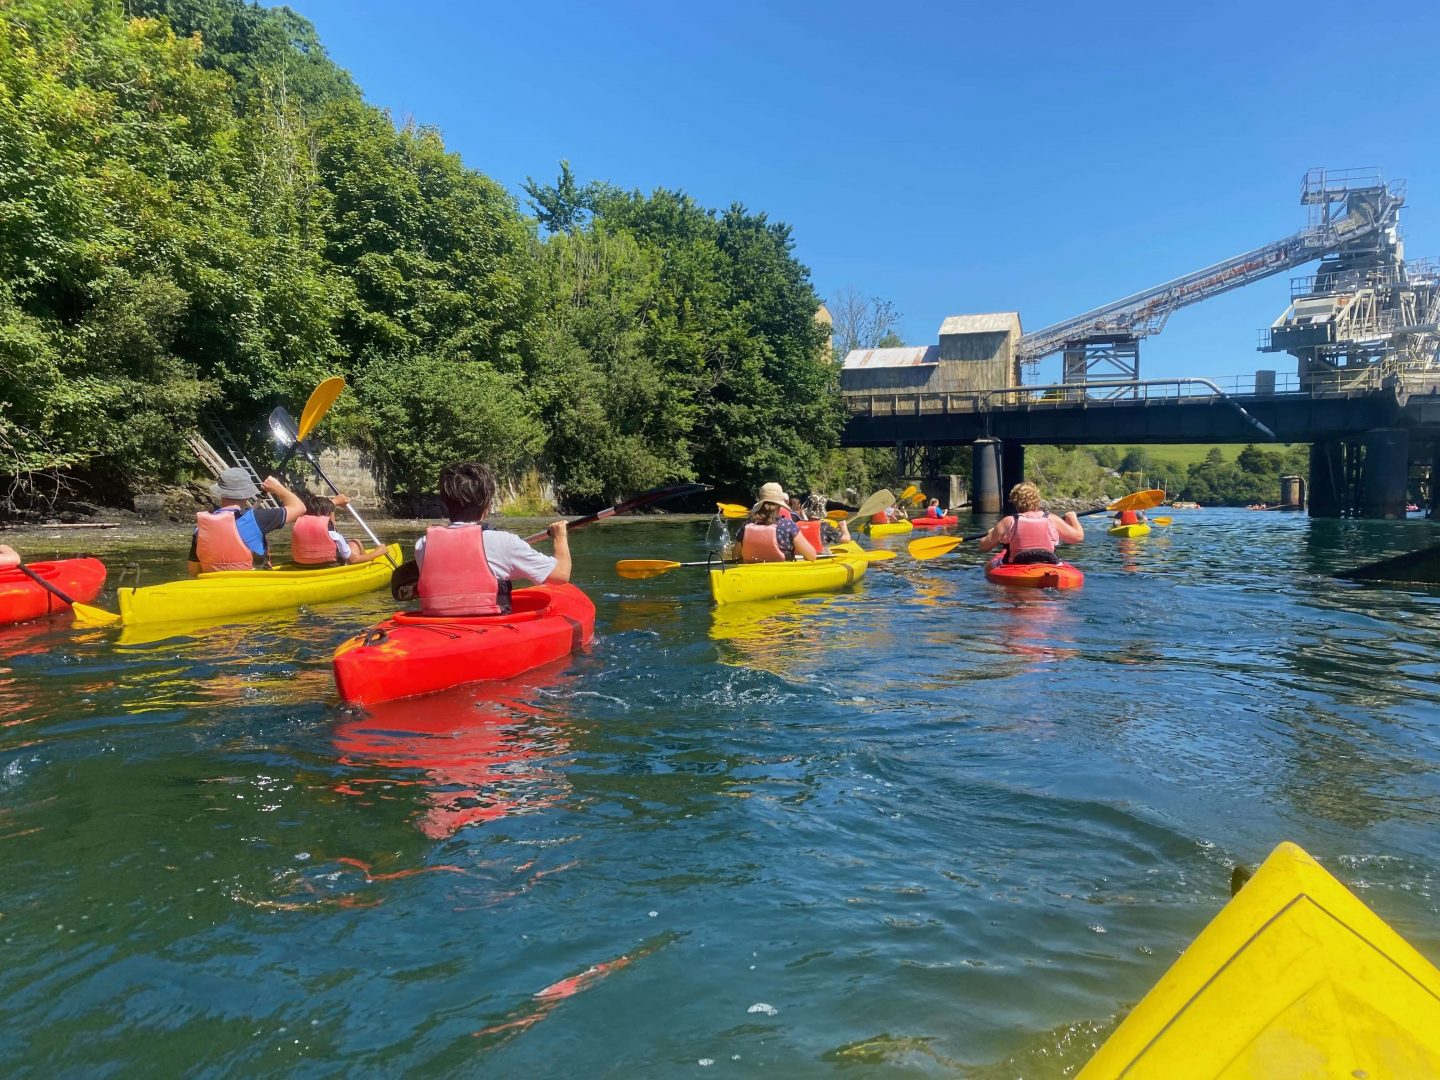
[{"left": 307, "top": 446, "right": 388, "bottom": 510}]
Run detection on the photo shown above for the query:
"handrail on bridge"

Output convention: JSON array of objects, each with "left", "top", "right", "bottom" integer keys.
[{"left": 980, "top": 378, "right": 1277, "bottom": 439}]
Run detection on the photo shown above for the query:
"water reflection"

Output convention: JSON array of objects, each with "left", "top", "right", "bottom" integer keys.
[{"left": 333, "top": 663, "right": 574, "bottom": 838}]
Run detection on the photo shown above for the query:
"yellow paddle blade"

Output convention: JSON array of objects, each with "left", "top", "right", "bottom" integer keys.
[
  {"left": 297, "top": 377, "right": 346, "bottom": 441},
  {"left": 825, "top": 509, "right": 849, "bottom": 520},
  {"left": 907, "top": 535, "right": 963, "bottom": 560},
  {"left": 849, "top": 488, "right": 895, "bottom": 524},
  {"left": 857, "top": 549, "right": 897, "bottom": 562},
  {"left": 70, "top": 601, "right": 121, "bottom": 628},
  {"left": 716, "top": 502, "right": 750, "bottom": 519},
  {"left": 1151, "top": 516, "right": 1173, "bottom": 526},
  {"left": 899, "top": 484, "right": 919, "bottom": 502},
  {"left": 1107, "top": 488, "right": 1167, "bottom": 513},
  {"left": 615, "top": 559, "right": 683, "bottom": 579}
]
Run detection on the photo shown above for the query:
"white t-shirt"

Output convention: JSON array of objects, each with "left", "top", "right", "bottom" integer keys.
[{"left": 414, "top": 523, "right": 557, "bottom": 584}]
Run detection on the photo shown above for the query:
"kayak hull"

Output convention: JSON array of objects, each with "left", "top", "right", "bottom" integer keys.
[
  {"left": 116, "top": 544, "right": 401, "bottom": 627},
  {"left": 910, "top": 516, "right": 958, "bottom": 528},
  {"left": 984, "top": 554, "right": 1083, "bottom": 590},
  {"left": 0, "top": 558, "right": 107, "bottom": 625},
  {"left": 1080, "top": 841, "right": 1440, "bottom": 1078},
  {"left": 333, "top": 583, "right": 596, "bottom": 705},
  {"left": 1108, "top": 523, "right": 1151, "bottom": 537},
  {"left": 710, "top": 549, "right": 869, "bottom": 605},
  {"left": 864, "top": 521, "right": 913, "bottom": 537}
]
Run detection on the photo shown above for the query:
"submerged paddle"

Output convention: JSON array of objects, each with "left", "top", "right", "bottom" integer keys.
[
  {"left": 907, "top": 489, "right": 1167, "bottom": 561},
  {"left": 269, "top": 406, "right": 397, "bottom": 568},
  {"left": 13, "top": 560, "right": 117, "bottom": 628},
  {"left": 616, "top": 548, "right": 897, "bottom": 580},
  {"left": 391, "top": 482, "right": 712, "bottom": 600},
  {"left": 1338, "top": 543, "right": 1440, "bottom": 585}
]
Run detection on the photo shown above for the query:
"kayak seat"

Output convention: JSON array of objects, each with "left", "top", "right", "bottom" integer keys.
[{"left": 1009, "top": 548, "right": 1061, "bottom": 565}]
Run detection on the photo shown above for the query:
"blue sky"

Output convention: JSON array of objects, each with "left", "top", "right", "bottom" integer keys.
[{"left": 286, "top": 0, "right": 1440, "bottom": 384}]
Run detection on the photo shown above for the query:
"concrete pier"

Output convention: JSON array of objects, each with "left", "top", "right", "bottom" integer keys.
[
  {"left": 1362, "top": 428, "right": 1409, "bottom": 519},
  {"left": 1001, "top": 442, "right": 1025, "bottom": 500},
  {"left": 1308, "top": 441, "right": 1344, "bottom": 518},
  {"left": 973, "top": 439, "right": 1002, "bottom": 514}
]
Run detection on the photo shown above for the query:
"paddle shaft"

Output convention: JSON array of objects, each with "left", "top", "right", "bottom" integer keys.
[
  {"left": 14, "top": 562, "right": 80, "bottom": 609},
  {"left": 522, "top": 484, "right": 710, "bottom": 545},
  {"left": 286, "top": 440, "right": 395, "bottom": 566}
]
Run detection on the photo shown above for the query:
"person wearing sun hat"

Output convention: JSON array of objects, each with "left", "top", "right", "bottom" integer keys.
[
  {"left": 187, "top": 468, "right": 306, "bottom": 575},
  {"left": 739, "top": 481, "right": 817, "bottom": 563}
]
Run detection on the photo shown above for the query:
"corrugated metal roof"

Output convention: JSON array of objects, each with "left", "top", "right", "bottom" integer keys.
[
  {"left": 937, "top": 312, "right": 1022, "bottom": 336},
  {"left": 841, "top": 346, "right": 940, "bottom": 369}
]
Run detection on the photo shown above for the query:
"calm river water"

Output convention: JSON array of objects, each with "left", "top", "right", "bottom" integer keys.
[{"left": 2, "top": 509, "right": 1439, "bottom": 1076}]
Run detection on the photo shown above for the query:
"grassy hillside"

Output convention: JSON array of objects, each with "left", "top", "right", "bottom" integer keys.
[{"left": 1083, "top": 445, "right": 1245, "bottom": 468}]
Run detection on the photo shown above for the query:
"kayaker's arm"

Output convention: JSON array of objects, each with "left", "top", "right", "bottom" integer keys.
[
  {"left": 793, "top": 531, "right": 818, "bottom": 562},
  {"left": 263, "top": 475, "right": 307, "bottom": 524},
  {"left": 977, "top": 517, "right": 1011, "bottom": 553},
  {"left": 0, "top": 544, "right": 18, "bottom": 569},
  {"left": 544, "top": 521, "right": 572, "bottom": 584},
  {"left": 1054, "top": 511, "right": 1085, "bottom": 544}
]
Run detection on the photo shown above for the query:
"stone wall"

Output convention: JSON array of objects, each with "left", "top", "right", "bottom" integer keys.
[{"left": 306, "top": 446, "right": 388, "bottom": 510}]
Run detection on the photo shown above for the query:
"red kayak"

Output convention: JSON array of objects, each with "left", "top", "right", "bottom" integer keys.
[
  {"left": 910, "top": 516, "right": 958, "bottom": 528},
  {"left": 0, "top": 557, "right": 107, "bottom": 625},
  {"left": 984, "top": 553, "right": 1084, "bottom": 590},
  {"left": 333, "top": 583, "right": 596, "bottom": 705}
]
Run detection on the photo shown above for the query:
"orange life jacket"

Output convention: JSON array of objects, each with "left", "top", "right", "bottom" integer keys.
[
  {"left": 795, "top": 519, "right": 822, "bottom": 552},
  {"left": 194, "top": 509, "right": 265, "bottom": 572},
  {"left": 871, "top": 512, "right": 888, "bottom": 525},
  {"left": 417, "top": 525, "right": 504, "bottom": 616},
  {"left": 740, "top": 524, "right": 786, "bottom": 562},
  {"left": 1005, "top": 511, "right": 1058, "bottom": 562},
  {"left": 1119, "top": 509, "right": 1139, "bottom": 525},
  {"left": 292, "top": 514, "right": 342, "bottom": 565}
]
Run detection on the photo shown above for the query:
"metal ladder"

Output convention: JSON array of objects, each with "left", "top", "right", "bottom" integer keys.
[{"left": 198, "top": 414, "right": 278, "bottom": 508}]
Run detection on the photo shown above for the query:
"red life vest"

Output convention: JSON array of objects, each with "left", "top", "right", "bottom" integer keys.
[
  {"left": 1118, "top": 509, "right": 1139, "bottom": 525},
  {"left": 926, "top": 506, "right": 941, "bottom": 518},
  {"left": 795, "top": 519, "right": 822, "bottom": 551},
  {"left": 417, "top": 525, "right": 503, "bottom": 616},
  {"left": 740, "top": 524, "right": 786, "bottom": 562},
  {"left": 194, "top": 509, "right": 264, "bottom": 572},
  {"left": 871, "top": 512, "right": 889, "bottom": 525},
  {"left": 1005, "top": 511, "right": 1058, "bottom": 562},
  {"left": 292, "top": 514, "right": 342, "bottom": 565}
]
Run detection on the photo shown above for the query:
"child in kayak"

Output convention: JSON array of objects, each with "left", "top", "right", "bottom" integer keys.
[
  {"left": 188, "top": 468, "right": 306, "bottom": 575},
  {"left": 924, "top": 498, "right": 947, "bottom": 519},
  {"left": 978, "top": 481, "right": 1084, "bottom": 565},
  {"left": 414, "top": 461, "right": 571, "bottom": 616},
  {"left": 1113, "top": 507, "right": 1147, "bottom": 528},
  {"left": 735, "top": 482, "right": 817, "bottom": 562},
  {"left": 290, "top": 494, "right": 389, "bottom": 567}
]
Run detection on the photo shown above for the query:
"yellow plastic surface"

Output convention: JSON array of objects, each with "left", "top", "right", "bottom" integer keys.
[
  {"left": 117, "top": 544, "right": 401, "bottom": 626},
  {"left": 864, "top": 521, "right": 913, "bottom": 537},
  {"left": 1079, "top": 841, "right": 1440, "bottom": 1079},
  {"left": 709, "top": 550, "right": 868, "bottom": 605},
  {"left": 1107, "top": 523, "right": 1152, "bottom": 538}
]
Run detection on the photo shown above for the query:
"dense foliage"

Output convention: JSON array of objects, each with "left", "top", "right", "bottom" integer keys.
[
  {"left": 1029, "top": 444, "right": 1309, "bottom": 506},
  {"left": 0, "top": 0, "right": 838, "bottom": 510}
]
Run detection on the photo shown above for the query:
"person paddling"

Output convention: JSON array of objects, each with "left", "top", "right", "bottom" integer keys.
[
  {"left": 291, "top": 493, "right": 389, "bottom": 567},
  {"left": 978, "top": 481, "right": 1084, "bottom": 565},
  {"left": 189, "top": 468, "right": 305, "bottom": 575},
  {"left": 414, "top": 461, "right": 571, "bottom": 616},
  {"left": 738, "top": 482, "right": 817, "bottom": 563},
  {"left": 1113, "top": 507, "right": 1148, "bottom": 528},
  {"left": 924, "top": 498, "right": 947, "bottom": 519}
]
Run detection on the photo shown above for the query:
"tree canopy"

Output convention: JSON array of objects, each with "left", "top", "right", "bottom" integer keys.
[{"left": 0, "top": 0, "right": 840, "bottom": 510}]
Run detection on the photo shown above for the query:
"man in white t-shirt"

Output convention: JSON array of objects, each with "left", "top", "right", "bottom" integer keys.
[{"left": 411, "top": 462, "right": 571, "bottom": 617}]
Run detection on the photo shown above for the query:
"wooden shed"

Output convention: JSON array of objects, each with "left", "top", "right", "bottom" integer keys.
[{"left": 840, "top": 312, "right": 1022, "bottom": 395}]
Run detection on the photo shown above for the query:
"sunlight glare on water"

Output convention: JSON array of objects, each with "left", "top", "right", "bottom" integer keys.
[{"left": 1, "top": 509, "right": 1438, "bottom": 1075}]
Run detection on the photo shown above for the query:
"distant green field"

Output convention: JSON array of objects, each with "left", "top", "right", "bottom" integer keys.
[{"left": 1082, "top": 444, "right": 1245, "bottom": 468}]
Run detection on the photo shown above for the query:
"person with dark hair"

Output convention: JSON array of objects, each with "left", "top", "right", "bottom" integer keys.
[
  {"left": 978, "top": 481, "right": 1084, "bottom": 565},
  {"left": 290, "top": 492, "right": 388, "bottom": 566},
  {"left": 413, "top": 462, "right": 571, "bottom": 616},
  {"left": 188, "top": 468, "right": 305, "bottom": 575}
]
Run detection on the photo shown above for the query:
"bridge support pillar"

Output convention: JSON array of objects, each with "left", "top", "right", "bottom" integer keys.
[
  {"left": 1002, "top": 442, "right": 1025, "bottom": 496},
  {"left": 1308, "top": 441, "right": 1345, "bottom": 518},
  {"left": 972, "top": 438, "right": 1002, "bottom": 514},
  {"left": 1362, "top": 428, "right": 1409, "bottom": 519},
  {"left": 1430, "top": 446, "right": 1440, "bottom": 520}
]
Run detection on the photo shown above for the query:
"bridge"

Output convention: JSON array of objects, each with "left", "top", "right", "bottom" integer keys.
[{"left": 839, "top": 169, "right": 1440, "bottom": 519}]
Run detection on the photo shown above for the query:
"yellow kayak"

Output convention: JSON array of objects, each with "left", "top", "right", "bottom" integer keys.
[
  {"left": 709, "top": 543, "right": 869, "bottom": 605},
  {"left": 115, "top": 544, "right": 401, "bottom": 627},
  {"left": 864, "top": 520, "right": 913, "bottom": 537},
  {"left": 1080, "top": 841, "right": 1440, "bottom": 1078},
  {"left": 1107, "top": 523, "right": 1151, "bottom": 538}
]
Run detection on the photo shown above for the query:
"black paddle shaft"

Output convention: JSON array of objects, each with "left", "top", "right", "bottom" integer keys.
[{"left": 16, "top": 562, "right": 80, "bottom": 610}]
